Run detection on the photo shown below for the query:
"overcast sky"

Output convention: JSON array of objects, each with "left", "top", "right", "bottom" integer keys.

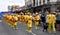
[
  {"left": 0, "top": 0, "right": 57, "bottom": 12},
  {"left": 0, "top": 0, "right": 25, "bottom": 12}
]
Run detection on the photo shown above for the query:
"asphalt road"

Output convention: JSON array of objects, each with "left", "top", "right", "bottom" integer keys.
[{"left": 0, "top": 19, "right": 60, "bottom": 35}]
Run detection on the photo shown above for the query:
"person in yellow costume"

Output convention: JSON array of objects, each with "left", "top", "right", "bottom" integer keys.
[
  {"left": 10, "top": 14, "right": 18, "bottom": 29},
  {"left": 7, "top": 14, "right": 12, "bottom": 25},
  {"left": 20, "top": 13, "right": 25, "bottom": 23},
  {"left": 18, "top": 13, "right": 21, "bottom": 22},
  {"left": 3, "top": 14, "right": 9, "bottom": 23},
  {"left": 23, "top": 13, "right": 27, "bottom": 24},
  {"left": 33, "top": 12, "right": 40, "bottom": 29},
  {"left": 24, "top": 11, "right": 29, "bottom": 24},
  {"left": 3, "top": 14, "right": 12, "bottom": 26},
  {"left": 5, "top": 14, "right": 10, "bottom": 21},
  {"left": 4, "top": 14, "right": 11, "bottom": 23},
  {"left": 3, "top": 14, "right": 8, "bottom": 21},
  {"left": 26, "top": 12, "right": 33, "bottom": 32},
  {"left": 47, "top": 12, "right": 56, "bottom": 33},
  {"left": 18, "top": 13, "right": 21, "bottom": 21}
]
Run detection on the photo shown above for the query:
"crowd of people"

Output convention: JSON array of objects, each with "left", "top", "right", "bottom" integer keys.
[{"left": 3, "top": 10, "right": 57, "bottom": 34}]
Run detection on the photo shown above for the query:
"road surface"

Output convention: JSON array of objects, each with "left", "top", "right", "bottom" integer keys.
[{"left": 0, "top": 19, "right": 60, "bottom": 35}]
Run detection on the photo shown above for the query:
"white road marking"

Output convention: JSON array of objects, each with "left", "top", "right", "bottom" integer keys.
[
  {"left": 30, "top": 31, "right": 36, "bottom": 35},
  {"left": 0, "top": 20, "right": 2, "bottom": 22},
  {"left": 26, "top": 30, "right": 36, "bottom": 35}
]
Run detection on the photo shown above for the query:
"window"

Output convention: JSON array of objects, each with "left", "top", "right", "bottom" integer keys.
[
  {"left": 43, "top": 0, "right": 45, "bottom": 4},
  {"left": 39, "top": 0, "right": 41, "bottom": 5},
  {"left": 47, "top": 0, "right": 50, "bottom": 1},
  {"left": 33, "top": 0, "right": 35, "bottom": 6},
  {"left": 47, "top": 0, "right": 50, "bottom": 3},
  {"left": 35, "top": 0, "right": 38, "bottom": 6}
]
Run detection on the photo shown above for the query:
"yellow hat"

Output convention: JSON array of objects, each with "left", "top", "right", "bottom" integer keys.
[
  {"left": 35, "top": 12, "right": 38, "bottom": 15},
  {"left": 26, "top": 10, "right": 30, "bottom": 13}
]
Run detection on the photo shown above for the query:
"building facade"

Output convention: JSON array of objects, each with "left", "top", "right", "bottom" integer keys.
[
  {"left": 8, "top": 5, "right": 23, "bottom": 12},
  {"left": 8, "top": 5, "right": 19, "bottom": 12},
  {"left": 25, "top": 0, "right": 60, "bottom": 12},
  {"left": 25, "top": 0, "right": 51, "bottom": 7}
]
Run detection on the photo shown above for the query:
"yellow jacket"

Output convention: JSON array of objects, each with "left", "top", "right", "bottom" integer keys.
[
  {"left": 26, "top": 15, "right": 33, "bottom": 23},
  {"left": 18, "top": 14, "right": 24, "bottom": 22},
  {"left": 24, "top": 15, "right": 28, "bottom": 22},
  {"left": 11, "top": 15, "right": 18, "bottom": 22},
  {"left": 33, "top": 15, "right": 40, "bottom": 21},
  {"left": 8, "top": 15, "right": 12, "bottom": 20},
  {"left": 47, "top": 14, "right": 56, "bottom": 23},
  {"left": 18, "top": 15, "right": 21, "bottom": 21}
]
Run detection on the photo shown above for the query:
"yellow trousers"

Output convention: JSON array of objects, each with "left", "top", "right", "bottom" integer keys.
[
  {"left": 9, "top": 21, "right": 18, "bottom": 29},
  {"left": 20, "top": 20, "right": 24, "bottom": 24},
  {"left": 35, "top": 21, "right": 39, "bottom": 29},
  {"left": 4, "top": 18, "right": 10, "bottom": 25},
  {"left": 27, "top": 22, "right": 32, "bottom": 32},
  {"left": 47, "top": 22, "right": 56, "bottom": 33},
  {"left": 4, "top": 18, "right": 18, "bottom": 29}
]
